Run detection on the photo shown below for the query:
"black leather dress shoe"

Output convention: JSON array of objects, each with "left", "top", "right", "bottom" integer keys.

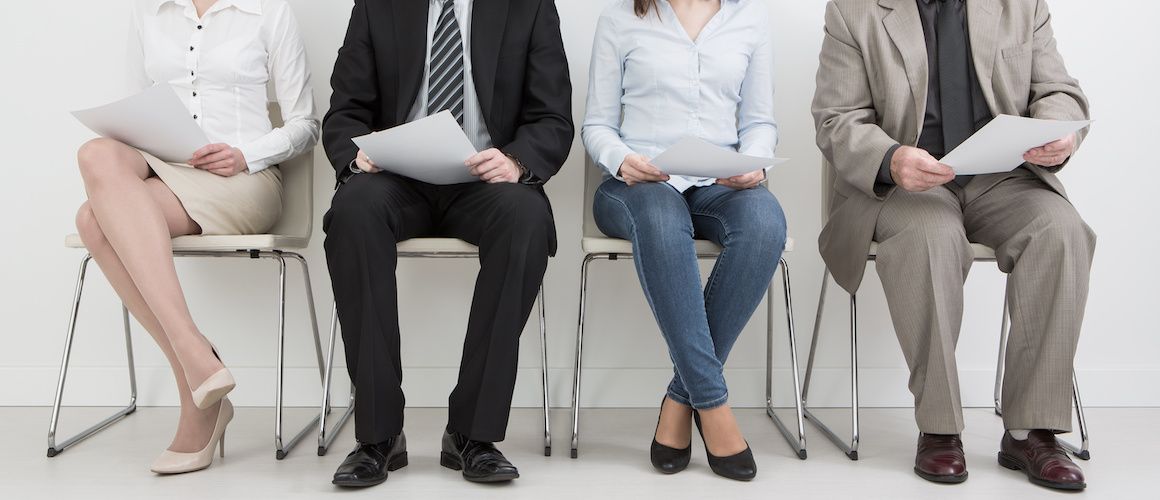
[
  {"left": 440, "top": 429, "right": 520, "bottom": 483},
  {"left": 332, "top": 434, "right": 408, "bottom": 488}
]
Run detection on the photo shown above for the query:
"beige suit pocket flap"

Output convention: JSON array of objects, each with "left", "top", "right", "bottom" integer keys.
[{"left": 1001, "top": 42, "right": 1033, "bottom": 60}]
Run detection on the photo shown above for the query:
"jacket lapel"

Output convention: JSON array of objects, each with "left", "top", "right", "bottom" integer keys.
[
  {"left": 967, "top": 0, "right": 1002, "bottom": 113},
  {"left": 880, "top": 0, "right": 928, "bottom": 143},
  {"left": 470, "top": 0, "right": 508, "bottom": 126},
  {"left": 394, "top": 0, "right": 430, "bottom": 123}
]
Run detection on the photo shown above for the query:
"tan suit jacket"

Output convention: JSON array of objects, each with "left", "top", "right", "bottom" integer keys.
[{"left": 812, "top": 0, "right": 1090, "bottom": 293}]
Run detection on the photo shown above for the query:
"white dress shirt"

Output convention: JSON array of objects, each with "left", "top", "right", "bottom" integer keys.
[
  {"left": 582, "top": 0, "right": 778, "bottom": 192},
  {"left": 406, "top": 0, "right": 494, "bottom": 151},
  {"left": 129, "top": 0, "right": 320, "bottom": 173}
]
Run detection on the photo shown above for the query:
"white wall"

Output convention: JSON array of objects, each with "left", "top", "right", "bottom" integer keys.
[{"left": 1, "top": 0, "right": 1156, "bottom": 410}]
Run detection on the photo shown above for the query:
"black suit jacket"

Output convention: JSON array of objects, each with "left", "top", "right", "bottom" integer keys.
[{"left": 323, "top": 0, "right": 574, "bottom": 185}]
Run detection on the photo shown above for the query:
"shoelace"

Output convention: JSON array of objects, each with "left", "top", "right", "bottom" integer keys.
[
  {"left": 463, "top": 440, "right": 508, "bottom": 468},
  {"left": 919, "top": 435, "right": 963, "bottom": 452}
]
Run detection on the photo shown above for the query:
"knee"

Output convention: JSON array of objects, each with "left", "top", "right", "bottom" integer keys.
[
  {"left": 730, "top": 197, "right": 787, "bottom": 254},
  {"left": 491, "top": 185, "right": 552, "bottom": 239},
  {"left": 324, "top": 177, "right": 397, "bottom": 239},
  {"left": 77, "top": 138, "right": 132, "bottom": 188},
  {"left": 1035, "top": 210, "right": 1097, "bottom": 258},
  {"left": 74, "top": 203, "right": 105, "bottom": 248}
]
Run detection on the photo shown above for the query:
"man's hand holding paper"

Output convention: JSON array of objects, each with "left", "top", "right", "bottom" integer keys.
[{"left": 1024, "top": 133, "right": 1078, "bottom": 168}]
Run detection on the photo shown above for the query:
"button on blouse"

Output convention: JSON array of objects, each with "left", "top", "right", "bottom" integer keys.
[
  {"left": 582, "top": 0, "right": 778, "bottom": 192},
  {"left": 128, "top": 0, "right": 320, "bottom": 173}
]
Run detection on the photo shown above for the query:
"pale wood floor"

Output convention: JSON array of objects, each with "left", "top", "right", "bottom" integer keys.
[{"left": 6, "top": 407, "right": 1154, "bottom": 499}]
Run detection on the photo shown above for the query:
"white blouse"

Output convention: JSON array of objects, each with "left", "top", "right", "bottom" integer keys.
[
  {"left": 582, "top": 0, "right": 778, "bottom": 192},
  {"left": 128, "top": 0, "right": 320, "bottom": 173}
]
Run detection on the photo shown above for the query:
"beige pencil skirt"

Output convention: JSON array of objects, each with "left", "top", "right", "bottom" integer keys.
[{"left": 138, "top": 150, "right": 283, "bottom": 236}]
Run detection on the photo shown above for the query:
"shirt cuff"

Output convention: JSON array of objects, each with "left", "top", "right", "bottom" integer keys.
[
  {"left": 877, "top": 144, "right": 902, "bottom": 186},
  {"left": 238, "top": 133, "right": 292, "bottom": 174}
]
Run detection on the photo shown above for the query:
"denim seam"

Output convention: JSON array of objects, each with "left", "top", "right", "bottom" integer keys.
[
  {"left": 690, "top": 209, "right": 732, "bottom": 309},
  {"left": 598, "top": 185, "right": 721, "bottom": 407}
]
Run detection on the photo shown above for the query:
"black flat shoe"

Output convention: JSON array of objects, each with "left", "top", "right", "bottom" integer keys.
[
  {"left": 441, "top": 429, "right": 520, "bottom": 483},
  {"left": 694, "top": 411, "right": 757, "bottom": 481},
  {"left": 651, "top": 396, "right": 692, "bottom": 474},
  {"left": 332, "top": 434, "right": 408, "bottom": 488}
]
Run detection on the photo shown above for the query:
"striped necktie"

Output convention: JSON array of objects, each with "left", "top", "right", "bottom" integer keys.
[{"left": 428, "top": 0, "right": 465, "bottom": 127}]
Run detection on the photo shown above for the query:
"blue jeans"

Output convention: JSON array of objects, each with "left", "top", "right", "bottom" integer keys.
[{"left": 593, "top": 179, "right": 787, "bottom": 409}]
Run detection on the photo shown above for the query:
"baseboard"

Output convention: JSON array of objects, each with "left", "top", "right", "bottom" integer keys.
[{"left": 3, "top": 366, "right": 1156, "bottom": 408}]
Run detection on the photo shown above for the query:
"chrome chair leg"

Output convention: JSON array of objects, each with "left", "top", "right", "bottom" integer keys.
[
  {"left": 287, "top": 253, "right": 326, "bottom": 385},
  {"left": 538, "top": 285, "right": 552, "bottom": 456},
  {"left": 270, "top": 253, "right": 322, "bottom": 460},
  {"left": 995, "top": 292, "right": 1010, "bottom": 417},
  {"left": 765, "top": 258, "right": 807, "bottom": 459},
  {"left": 1062, "top": 372, "right": 1091, "bottom": 460},
  {"left": 318, "top": 302, "right": 355, "bottom": 456},
  {"left": 47, "top": 255, "right": 138, "bottom": 457},
  {"left": 570, "top": 254, "right": 596, "bottom": 459},
  {"left": 801, "top": 268, "right": 860, "bottom": 460}
]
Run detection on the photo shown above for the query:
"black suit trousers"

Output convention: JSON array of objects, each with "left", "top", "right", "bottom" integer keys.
[{"left": 323, "top": 172, "right": 552, "bottom": 444}]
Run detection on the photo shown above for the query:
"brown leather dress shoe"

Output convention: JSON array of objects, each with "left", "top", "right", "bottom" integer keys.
[
  {"left": 999, "top": 430, "right": 1086, "bottom": 491},
  {"left": 914, "top": 433, "right": 968, "bottom": 484}
]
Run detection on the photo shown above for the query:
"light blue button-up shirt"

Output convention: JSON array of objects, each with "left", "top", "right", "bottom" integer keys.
[{"left": 582, "top": 0, "right": 778, "bottom": 192}]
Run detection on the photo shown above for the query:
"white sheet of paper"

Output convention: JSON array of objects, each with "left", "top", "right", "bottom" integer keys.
[
  {"left": 71, "top": 84, "right": 209, "bottom": 163},
  {"left": 651, "top": 136, "right": 788, "bottom": 179},
  {"left": 939, "top": 115, "right": 1092, "bottom": 175},
  {"left": 352, "top": 111, "right": 479, "bottom": 185}
]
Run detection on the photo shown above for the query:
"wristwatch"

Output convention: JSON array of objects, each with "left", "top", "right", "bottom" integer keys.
[{"left": 506, "top": 153, "right": 538, "bottom": 185}]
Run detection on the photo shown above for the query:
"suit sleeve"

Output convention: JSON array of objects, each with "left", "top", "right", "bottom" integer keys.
[
  {"left": 322, "top": 0, "right": 380, "bottom": 184},
  {"left": 1027, "top": 0, "right": 1090, "bottom": 171},
  {"left": 811, "top": 1, "right": 900, "bottom": 200},
  {"left": 500, "top": 0, "right": 575, "bottom": 184}
]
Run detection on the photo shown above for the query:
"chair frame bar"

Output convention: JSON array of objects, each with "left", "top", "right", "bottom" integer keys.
[
  {"left": 316, "top": 250, "right": 554, "bottom": 457},
  {"left": 802, "top": 256, "right": 1090, "bottom": 461},
  {"left": 569, "top": 252, "right": 807, "bottom": 460},
  {"left": 47, "top": 250, "right": 326, "bottom": 460}
]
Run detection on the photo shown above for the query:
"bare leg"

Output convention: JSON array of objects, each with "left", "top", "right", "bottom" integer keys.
[
  {"left": 77, "top": 139, "right": 224, "bottom": 389},
  {"left": 75, "top": 139, "right": 221, "bottom": 452}
]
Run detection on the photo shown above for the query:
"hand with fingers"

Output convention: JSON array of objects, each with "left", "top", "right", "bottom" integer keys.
[
  {"left": 889, "top": 145, "right": 956, "bottom": 192},
  {"left": 717, "top": 169, "right": 766, "bottom": 190},
  {"left": 466, "top": 148, "right": 521, "bottom": 184},
  {"left": 189, "top": 144, "right": 250, "bottom": 177},
  {"left": 1024, "top": 133, "right": 1077, "bottom": 168},
  {"left": 618, "top": 154, "right": 670, "bottom": 186},
  {"left": 353, "top": 149, "right": 381, "bottom": 173}
]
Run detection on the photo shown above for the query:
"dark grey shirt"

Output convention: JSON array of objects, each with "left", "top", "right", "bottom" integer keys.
[{"left": 877, "top": 0, "right": 993, "bottom": 186}]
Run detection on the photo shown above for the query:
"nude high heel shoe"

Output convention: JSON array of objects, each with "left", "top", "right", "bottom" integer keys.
[
  {"left": 151, "top": 398, "right": 234, "bottom": 475},
  {"left": 189, "top": 345, "right": 235, "bottom": 410}
]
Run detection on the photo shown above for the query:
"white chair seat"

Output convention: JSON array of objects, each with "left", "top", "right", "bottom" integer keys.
[
  {"left": 867, "top": 242, "right": 996, "bottom": 260},
  {"left": 581, "top": 236, "right": 795, "bottom": 256},
  {"left": 396, "top": 237, "right": 480, "bottom": 255},
  {"left": 65, "top": 233, "right": 308, "bottom": 252}
]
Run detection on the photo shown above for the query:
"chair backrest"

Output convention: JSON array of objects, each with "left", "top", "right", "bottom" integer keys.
[
  {"left": 266, "top": 102, "right": 314, "bottom": 239},
  {"left": 582, "top": 156, "right": 606, "bottom": 239}
]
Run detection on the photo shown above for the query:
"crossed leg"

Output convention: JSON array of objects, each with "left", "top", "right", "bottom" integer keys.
[{"left": 74, "top": 138, "right": 224, "bottom": 452}]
